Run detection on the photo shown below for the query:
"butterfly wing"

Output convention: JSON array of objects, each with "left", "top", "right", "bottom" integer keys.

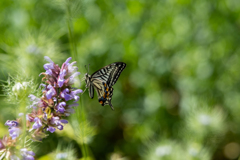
[
  {"left": 89, "top": 62, "right": 126, "bottom": 110},
  {"left": 89, "top": 83, "right": 94, "bottom": 99},
  {"left": 91, "top": 62, "right": 126, "bottom": 87}
]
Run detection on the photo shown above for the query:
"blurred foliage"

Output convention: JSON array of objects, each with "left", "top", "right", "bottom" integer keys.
[{"left": 1, "top": 0, "right": 240, "bottom": 159}]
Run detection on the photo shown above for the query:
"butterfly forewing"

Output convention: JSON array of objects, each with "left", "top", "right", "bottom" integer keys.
[
  {"left": 107, "top": 62, "right": 126, "bottom": 86},
  {"left": 91, "top": 62, "right": 126, "bottom": 87}
]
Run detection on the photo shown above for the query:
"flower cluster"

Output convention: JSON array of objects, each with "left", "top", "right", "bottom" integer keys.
[{"left": 0, "top": 57, "right": 82, "bottom": 160}]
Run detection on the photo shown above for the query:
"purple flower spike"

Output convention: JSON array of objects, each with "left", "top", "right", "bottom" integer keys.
[
  {"left": 47, "top": 127, "right": 56, "bottom": 133},
  {"left": 9, "top": 127, "right": 20, "bottom": 140},
  {"left": 57, "top": 102, "right": 66, "bottom": 113},
  {"left": 46, "top": 84, "right": 57, "bottom": 99},
  {"left": 32, "top": 117, "right": 42, "bottom": 129},
  {"left": 0, "top": 56, "right": 84, "bottom": 159}
]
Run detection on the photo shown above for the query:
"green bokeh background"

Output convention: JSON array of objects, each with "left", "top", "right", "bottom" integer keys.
[{"left": 1, "top": 0, "right": 240, "bottom": 159}]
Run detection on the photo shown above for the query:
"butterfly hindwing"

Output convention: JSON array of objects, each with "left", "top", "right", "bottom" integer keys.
[
  {"left": 97, "top": 82, "right": 114, "bottom": 110},
  {"left": 89, "top": 83, "right": 94, "bottom": 99}
]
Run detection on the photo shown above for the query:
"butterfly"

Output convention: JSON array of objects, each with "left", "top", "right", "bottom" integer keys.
[{"left": 84, "top": 62, "right": 126, "bottom": 110}]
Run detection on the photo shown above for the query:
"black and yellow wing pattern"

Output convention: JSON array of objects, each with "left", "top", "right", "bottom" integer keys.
[{"left": 85, "top": 62, "right": 126, "bottom": 110}]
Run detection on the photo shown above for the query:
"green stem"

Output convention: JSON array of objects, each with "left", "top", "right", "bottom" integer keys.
[
  {"left": 80, "top": 97, "right": 88, "bottom": 159},
  {"left": 66, "top": 1, "right": 87, "bottom": 158},
  {"left": 66, "top": 0, "right": 78, "bottom": 60}
]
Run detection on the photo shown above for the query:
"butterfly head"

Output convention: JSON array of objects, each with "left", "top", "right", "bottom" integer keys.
[{"left": 84, "top": 73, "right": 91, "bottom": 87}]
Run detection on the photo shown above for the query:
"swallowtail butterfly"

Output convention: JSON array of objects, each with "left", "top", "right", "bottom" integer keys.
[{"left": 84, "top": 62, "right": 126, "bottom": 110}]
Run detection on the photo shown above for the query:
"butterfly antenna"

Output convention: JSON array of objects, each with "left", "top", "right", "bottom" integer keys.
[
  {"left": 88, "top": 64, "right": 90, "bottom": 74},
  {"left": 85, "top": 65, "right": 88, "bottom": 73},
  {"left": 81, "top": 77, "right": 85, "bottom": 82},
  {"left": 81, "top": 87, "right": 87, "bottom": 95}
]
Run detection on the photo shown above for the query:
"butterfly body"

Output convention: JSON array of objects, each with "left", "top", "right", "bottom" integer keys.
[{"left": 84, "top": 62, "right": 126, "bottom": 110}]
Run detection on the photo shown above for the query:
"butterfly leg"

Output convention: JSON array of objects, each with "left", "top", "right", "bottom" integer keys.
[
  {"left": 109, "top": 102, "right": 114, "bottom": 110},
  {"left": 81, "top": 87, "right": 87, "bottom": 95}
]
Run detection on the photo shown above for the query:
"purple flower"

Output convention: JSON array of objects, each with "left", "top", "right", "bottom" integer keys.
[
  {"left": 43, "top": 56, "right": 54, "bottom": 70},
  {"left": 60, "top": 119, "right": 68, "bottom": 124},
  {"left": 26, "top": 114, "right": 34, "bottom": 122},
  {"left": 9, "top": 127, "right": 20, "bottom": 140},
  {"left": 32, "top": 117, "right": 42, "bottom": 129},
  {"left": 28, "top": 94, "right": 41, "bottom": 108},
  {"left": 50, "top": 117, "right": 68, "bottom": 131},
  {"left": 56, "top": 102, "right": 66, "bottom": 113},
  {"left": 61, "top": 57, "right": 79, "bottom": 76},
  {"left": 39, "top": 83, "right": 46, "bottom": 88},
  {"left": 67, "top": 61, "right": 78, "bottom": 76},
  {"left": 60, "top": 88, "right": 82, "bottom": 102},
  {"left": 57, "top": 120, "right": 68, "bottom": 130},
  {"left": 71, "top": 89, "right": 82, "bottom": 102},
  {"left": 47, "top": 127, "right": 56, "bottom": 133},
  {"left": 61, "top": 57, "right": 72, "bottom": 69},
  {"left": 5, "top": 120, "right": 19, "bottom": 127},
  {"left": 5, "top": 120, "right": 21, "bottom": 140},
  {"left": 50, "top": 116, "right": 60, "bottom": 125},
  {"left": 46, "top": 69, "right": 53, "bottom": 76},
  {"left": 67, "top": 72, "right": 81, "bottom": 85},
  {"left": 21, "top": 148, "right": 35, "bottom": 160},
  {"left": 58, "top": 69, "right": 67, "bottom": 87},
  {"left": 57, "top": 125, "right": 63, "bottom": 130},
  {"left": 46, "top": 84, "right": 57, "bottom": 99},
  {"left": 64, "top": 57, "right": 72, "bottom": 65},
  {"left": 60, "top": 88, "right": 71, "bottom": 101}
]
